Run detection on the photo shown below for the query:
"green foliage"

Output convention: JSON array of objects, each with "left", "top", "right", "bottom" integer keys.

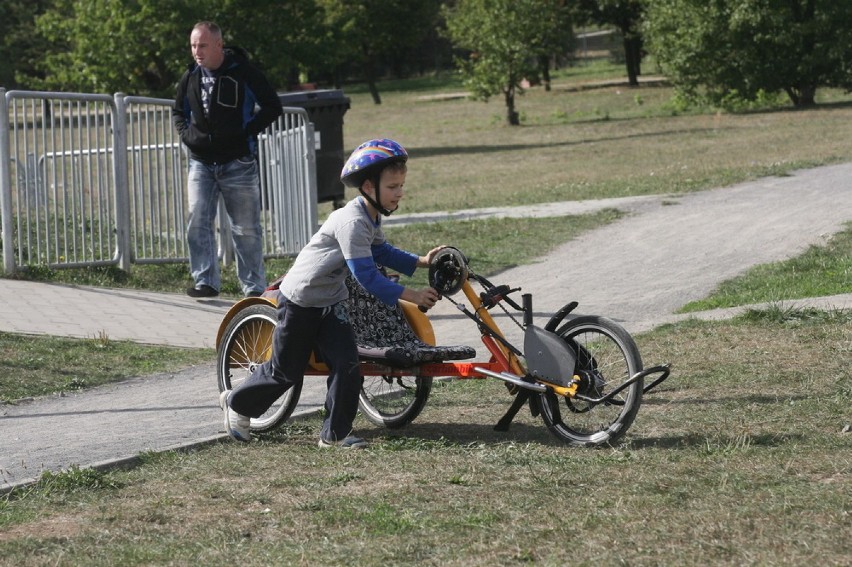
[
  {"left": 316, "top": 1, "right": 442, "bottom": 70},
  {"left": 644, "top": 0, "right": 852, "bottom": 108},
  {"left": 26, "top": 0, "right": 331, "bottom": 96},
  {"left": 30, "top": 0, "right": 195, "bottom": 95},
  {"left": 15, "top": 0, "right": 442, "bottom": 97},
  {"left": 736, "top": 305, "right": 852, "bottom": 326},
  {"left": 574, "top": 0, "right": 646, "bottom": 83},
  {"left": 211, "top": 0, "right": 329, "bottom": 91},
  {"left": 36, "top": 466, "right": 122, "bottom": 494},
  {"left": 317, "top": 0, "right": 442, "bottom": 102},
  {"left": 0, "top": 0, "right": 53, "bottom": 89},
  {"left": 442, "top": 0, "right": 572, "bottom": 125}
]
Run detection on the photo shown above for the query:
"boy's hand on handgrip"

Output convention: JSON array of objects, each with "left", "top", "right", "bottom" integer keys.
[{"left": 403, "top": 287, "right": 440, "bottom": 311}]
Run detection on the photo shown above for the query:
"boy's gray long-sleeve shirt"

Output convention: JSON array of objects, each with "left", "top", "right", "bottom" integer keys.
[{"left": 280, "top": 197, "right": 417, "bottom": 308}]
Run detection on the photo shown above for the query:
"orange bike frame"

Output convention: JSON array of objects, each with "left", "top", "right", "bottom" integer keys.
[{"left": 296, "top": 278, "right": 578, "bottom": 397}]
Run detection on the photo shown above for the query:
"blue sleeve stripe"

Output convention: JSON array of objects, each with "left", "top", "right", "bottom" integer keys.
[
  {"left": 346, "top": 257, "right": 404, "bottom": 305},
  {"left": 371, "top": 243, "right": 418, "bottom": 276},
  {"left": 243, "top": 86, "right": 256, "bottom": 153},
  {"left": 243, "top": 85, "right": 257, "bottom": 128}
]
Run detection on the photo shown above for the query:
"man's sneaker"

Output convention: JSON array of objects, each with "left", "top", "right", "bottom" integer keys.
[
  {"left": 219, "top": 390, "right": 251, "bottom": 442},
  {"left": 318, "top": 435, "right": 369, "bottom": 449},
  {"left": 187, "top": 284, "right": 219, "bottom": 298}
]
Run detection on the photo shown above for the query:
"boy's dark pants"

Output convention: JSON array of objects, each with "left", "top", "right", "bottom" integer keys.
[{"left": 229, "top": 295, "right": 362, "bottom": 442}]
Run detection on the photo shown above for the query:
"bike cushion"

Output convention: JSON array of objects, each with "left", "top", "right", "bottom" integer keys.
[{"left": 346, "top": 274, "right": 476, "bottom": 368}]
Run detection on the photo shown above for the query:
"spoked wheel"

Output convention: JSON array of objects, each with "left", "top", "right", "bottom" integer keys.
[
  {"left": 217, "top": 303, "right": 301, "bottom": 432},
  {"left": 539, "top": 315, "right": 643, "bottom": 447},
  {"left": 359, "top": 373, "right": 432, "bottom": 428}
]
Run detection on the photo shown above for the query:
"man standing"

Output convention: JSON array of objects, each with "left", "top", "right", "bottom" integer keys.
[{"left": 173, "top": 21, "right": 282, "bottom": 298}]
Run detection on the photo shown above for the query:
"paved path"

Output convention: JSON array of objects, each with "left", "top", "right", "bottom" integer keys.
[{"left": 2, "top": 163, "right": 851, "bottom": 491}]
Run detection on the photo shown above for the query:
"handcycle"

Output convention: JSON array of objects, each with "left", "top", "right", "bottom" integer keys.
[{"left": 215, "top": 247, "right": 670, "bottom": 447}]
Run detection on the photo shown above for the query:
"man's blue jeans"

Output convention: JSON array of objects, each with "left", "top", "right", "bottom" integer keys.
[{"left": 186, "top": 156, "right": 266, "bottom": 295}]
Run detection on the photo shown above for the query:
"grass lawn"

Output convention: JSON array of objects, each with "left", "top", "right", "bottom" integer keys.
[
  {"left": 1, "top": 62, "right": 850, "bottom": 565},
  {"left": 680, "top": 222, "right": 852, "bottom": 312},
  {"left": 335, "top": 62, "right": 852, "bottom": 214},
  {"left": 0, "top": 309, "right": 849, "bottom": 565}
]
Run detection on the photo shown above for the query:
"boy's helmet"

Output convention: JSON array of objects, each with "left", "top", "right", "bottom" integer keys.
[{"left": 340, "top": 138, "right": 408, "bottom": 187}]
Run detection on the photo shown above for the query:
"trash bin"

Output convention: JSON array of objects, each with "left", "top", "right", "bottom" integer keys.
[{"left": 278, "top": 89, "right": 351, "bottom": 208}]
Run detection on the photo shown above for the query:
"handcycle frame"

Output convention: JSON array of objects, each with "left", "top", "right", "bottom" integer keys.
[{"left": 216, "top": 250, "right": 671, "bottom": 446}]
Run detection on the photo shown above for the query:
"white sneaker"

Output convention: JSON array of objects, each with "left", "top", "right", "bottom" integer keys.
[
  {"left": 219, "top": 390, "right": 251, "bottom": 443},
  {"left": 318, "top": 435, "right": 368, "bottom": 449}
]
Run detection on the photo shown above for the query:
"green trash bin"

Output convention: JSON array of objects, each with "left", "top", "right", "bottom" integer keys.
[{"left": 278, "top": 90, "right": 351, "bottom": 208}]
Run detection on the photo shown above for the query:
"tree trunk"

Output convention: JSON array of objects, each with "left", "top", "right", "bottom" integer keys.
[
  {"left": 362, "top": 46, "right": 382, "bottom": 105},
  {"left": 623, "top": 34, "right": 641, "bottom": 87},
  {"left": 791, "top": 1, "right": 816, "bottom": 107},
  {"left": 504, "top": 87, "right": 519, "bottom": 126},
  {"left": 367, "top": 77, "right": 382, "bottom": 105},
  {"left": 792, "top": 85, "right": 817, "bottom": 107},
  {"left": 539, "top": 55, "right": 551, "bottom": 92}
]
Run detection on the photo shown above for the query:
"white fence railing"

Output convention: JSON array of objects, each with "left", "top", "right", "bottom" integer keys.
[{"left": 0, "top": 88, "right": 317, "bottom": 275}]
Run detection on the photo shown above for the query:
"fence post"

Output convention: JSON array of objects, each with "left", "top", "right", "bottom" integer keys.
[
  {"left": 0, "top": 88, "right": 15, "bottom": 275},
  {"left": 113, "top": 93, "right": 132, "bottom": 271},
  {"left": 304, "top": 121, "right": 319, "bottom": 232}
]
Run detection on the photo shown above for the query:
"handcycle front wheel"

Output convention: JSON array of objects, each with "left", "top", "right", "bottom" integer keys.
[
  {"left": 217, "top": 303, "right": 301, "bottom": 433},
  {"left": 539, "top": 315, "right": 644, "bottom": 447},
  {"left": 359, "top": 373, "right": 433, "bottom": 429}
]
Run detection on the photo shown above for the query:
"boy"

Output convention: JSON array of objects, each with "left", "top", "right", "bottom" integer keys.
[{"left": 220, "top": 139, "right": 443, "bottom": 448}]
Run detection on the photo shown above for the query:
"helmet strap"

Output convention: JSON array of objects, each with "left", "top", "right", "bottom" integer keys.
[{"left": 360, "top": 172, "right": 393, "bottom": 217}]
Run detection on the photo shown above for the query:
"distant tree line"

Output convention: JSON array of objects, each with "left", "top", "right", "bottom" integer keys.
[
  {"left": 0, "top": 0, "right": 453, "bottom": 100},
  {"left": 2, "top": 1, "right": 851, "bottom": 126}
]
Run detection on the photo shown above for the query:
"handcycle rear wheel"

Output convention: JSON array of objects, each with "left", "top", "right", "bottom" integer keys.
[
  {"left": 217, "top": 303, "right": 301, "bottom": 433},
  {"left": 359, "top": 373, "right": 432, "bottom": 429},
  {"left": 539, "top": 315, "right": 643, "bottom": 447}
]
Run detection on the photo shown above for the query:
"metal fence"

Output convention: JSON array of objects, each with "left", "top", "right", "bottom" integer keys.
[{"left": 0, "top": 88, "right": 317, "bottom": 275}]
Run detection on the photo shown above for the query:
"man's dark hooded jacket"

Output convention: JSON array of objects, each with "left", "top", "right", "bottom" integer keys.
[{"left": 173, "top": 46, "right": 282, "bottom": 165}]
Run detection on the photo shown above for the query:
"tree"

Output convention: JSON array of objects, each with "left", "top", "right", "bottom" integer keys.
[
  {"left": 204, "top": 0, "right": 328, "bottom": 91},
  {"left": 575, "top": 0, "right": 645, "bottom": 86},
  {"left": 443, "top": 0, "right": 572, "bottom": 125},
  {"left": 317, "top": 0, "right": 442, "bottom": 105},
  {"left": 0, "top": 0, "right": 53, "bottom": 89},
  {"left": 537, "top": 0, "right": 575, "bottom": 92},
  {"left": 32, "top": 0, "right": 202, "bottom": 95},
  {"left": 27, "top": 0, "right": 326, "bottom": 96},
  {"left": 644, "top": 0, "right": 852, "bottom": 108},
  {"left": 30, "top": 0, "right": 196, "bottom": 95}
]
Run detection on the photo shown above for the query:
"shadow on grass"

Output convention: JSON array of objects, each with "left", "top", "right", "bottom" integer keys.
[
  {"left": 409, "top": 126, "right": 727, "bottom": 159},
  {"left": 376, "top": 420, "right": 562, "bottom": 446},
  {"left": 371, "top": 422, "right": 807, "bottom": 451}
]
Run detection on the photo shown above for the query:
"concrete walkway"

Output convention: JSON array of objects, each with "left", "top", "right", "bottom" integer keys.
[{"left": 2, "top": 163, "right": 851, "bottom": 492}]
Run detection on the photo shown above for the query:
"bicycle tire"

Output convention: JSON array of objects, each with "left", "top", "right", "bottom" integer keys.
[
  {"left": 217, "top": 303, "right": 301, "bottom": 433},
  {"left": 359, "top": 373, "right": 432, "bottom": 429},
  {"left": 538, "top": 315, "right": 643, "bottom": 447}
]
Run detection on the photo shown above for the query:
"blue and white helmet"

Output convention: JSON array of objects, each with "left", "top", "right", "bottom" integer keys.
[{"left": 340, "top": 138, "right": 408, "bottom": 189}]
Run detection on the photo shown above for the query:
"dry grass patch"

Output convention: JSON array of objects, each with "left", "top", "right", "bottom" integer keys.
[{"left": 336, "top": 82, "right": 852, "bottom": 214}]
